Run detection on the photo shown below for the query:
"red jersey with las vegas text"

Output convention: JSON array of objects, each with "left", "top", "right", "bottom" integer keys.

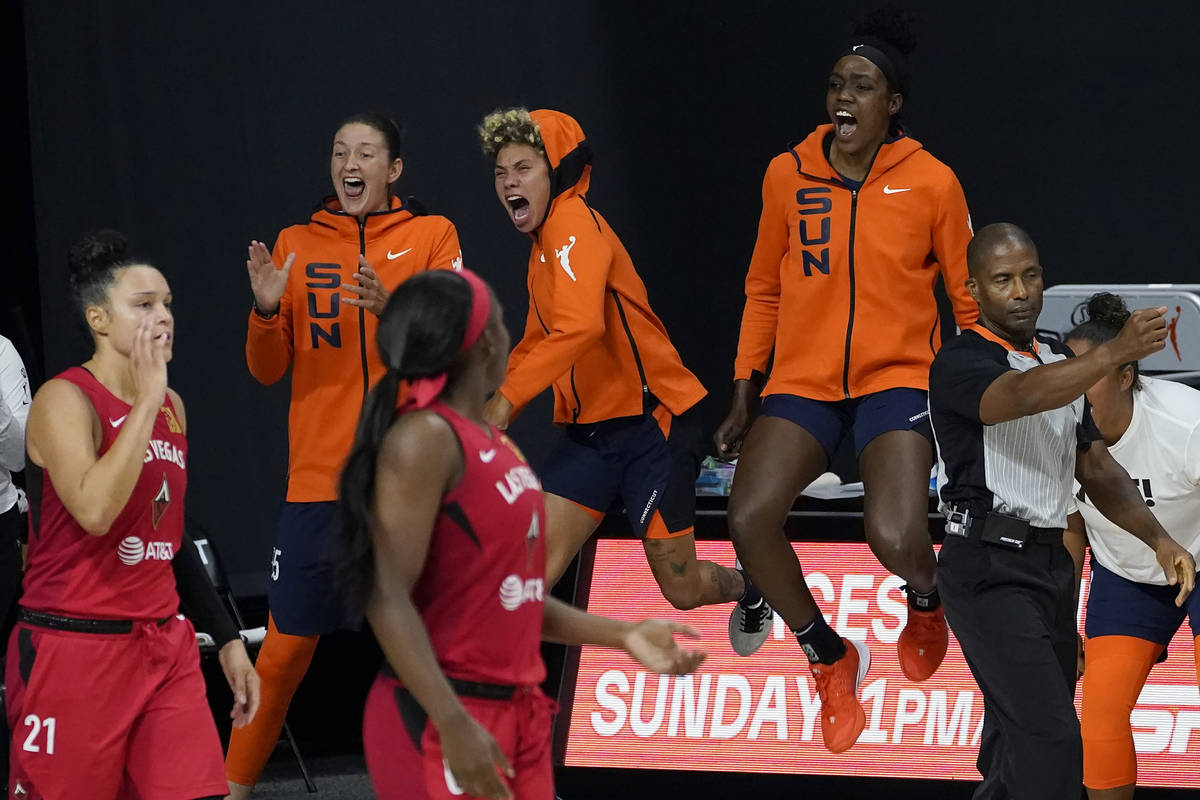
[
  {"left": 411, "top": 403, "right": 547, "bottom": 687},
  {"left": 21, "top": 367, "right": 186, "bottom": 620}
]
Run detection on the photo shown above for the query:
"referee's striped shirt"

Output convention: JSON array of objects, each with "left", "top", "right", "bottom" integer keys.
[{"left": 929, "top": 324, "right": 1102, "bottom": 530}]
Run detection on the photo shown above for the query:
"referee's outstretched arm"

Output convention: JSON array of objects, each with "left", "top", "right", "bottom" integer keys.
[{"left": 975, "top": 306, "right": 1168, "bottom": 425}]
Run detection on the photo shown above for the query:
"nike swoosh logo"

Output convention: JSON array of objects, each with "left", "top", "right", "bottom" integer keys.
[
  {"left": 479, "top": 449, "right": 497, "bottom": 463},
  {"left": 387, "top": 248, "right": 413, "bottom": 260},
  {"left": 110, "top": 415, "right": 127, "bottom": 428},
  {"left": 882, "top": 185, "right": 912, "bottom": 194}
]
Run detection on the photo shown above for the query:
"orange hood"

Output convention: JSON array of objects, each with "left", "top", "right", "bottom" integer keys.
[{"left": 530, "top": 109, "right": 592, "bottom": 229}]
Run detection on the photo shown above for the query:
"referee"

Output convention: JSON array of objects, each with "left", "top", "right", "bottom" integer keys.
[{"left": 928, "top": 222, "right": 1195, "bottom": 799}]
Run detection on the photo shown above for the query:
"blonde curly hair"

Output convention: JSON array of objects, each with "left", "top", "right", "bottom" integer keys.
[{"left": 478, "top": 107, "right": 544, "bottom": 159}]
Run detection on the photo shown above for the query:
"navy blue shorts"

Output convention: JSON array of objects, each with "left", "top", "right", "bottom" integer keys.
[
  {"left": 268, "top": 501, "right": 357, "bottom": 636},
  {"left": 540, "top": 404, "right": 703, "bottom": 538},
  {"left": 759, "top": 387, "right": 932, "bottom": 461},
  {"left": 1085, "top": 556, "right": 1200, "bottom": 644}
]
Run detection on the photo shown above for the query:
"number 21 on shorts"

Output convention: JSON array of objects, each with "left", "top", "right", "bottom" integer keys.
[{"left": 22, "top": 714, "right": 56, "bottom": 755}]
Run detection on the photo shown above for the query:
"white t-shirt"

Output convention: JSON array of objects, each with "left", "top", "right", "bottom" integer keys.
[
  {"left": 0, "top": 335, "right": 32, "bottom": 514},
  {"left": 1074, "top": 377, "right": 1200, "bottom": 585}
]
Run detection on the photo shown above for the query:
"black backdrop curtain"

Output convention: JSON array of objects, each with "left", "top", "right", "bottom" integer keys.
[{"left": 19, "top": 0, "right": 1200, "bottom": 589}]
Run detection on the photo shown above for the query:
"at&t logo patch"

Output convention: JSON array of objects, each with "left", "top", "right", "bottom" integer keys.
[
  {"left": 499, "top": 574, "right": 544, "bottom": 611},
  {"left": 117, "top": 536, "right": 174, "bottom": 566}
]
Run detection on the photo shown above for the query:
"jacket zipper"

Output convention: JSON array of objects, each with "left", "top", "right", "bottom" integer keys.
[
  {"left": 842, "top": 188, "right": 858, "bottom": 399},
  {"left": 357, "top": 218, "right": 369, "bottom": 401},
  {"left": 611, "top": 292, "right": 650, "bottom": 406},
  {"left": 795, "top": 140, "right": 883, "bottom": 400},
  {"left": 530, "top": 279, "right": 582, "bottom": 422}
]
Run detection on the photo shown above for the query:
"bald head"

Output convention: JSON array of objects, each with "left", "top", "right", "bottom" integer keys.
[
  {"left": 967, "top": 223, "right": 1037, "bottom": 279},
  {"left": 964, "top": 222, "right": 1044, "bottom": 347}
]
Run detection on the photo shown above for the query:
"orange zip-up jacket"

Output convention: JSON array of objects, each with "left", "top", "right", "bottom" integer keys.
[
  {"left": 498, "top": 110, "right": 706, "bottom": 424},
  {"left": 734, "top": 125, "right": 978, "bottom": 401},
  {"left": 247, "top": 196, "right": 461, "bottom": 501}
]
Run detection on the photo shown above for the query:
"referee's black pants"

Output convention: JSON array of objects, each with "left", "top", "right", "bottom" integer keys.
[{"left": 939, "top": 533, "right": 1082, "bottom": 800}]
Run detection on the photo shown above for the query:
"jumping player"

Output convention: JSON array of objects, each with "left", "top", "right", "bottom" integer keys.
[
  {"left": 226, "top": 113, "right": 462, "bottom": 797},
  {"left": 714, "top": 9, "right": 978, "bottom": 752},
  {"left": 478, "top": 107, "right": 758, "bottom": 617},
  {"left": 1064, "top": 293, "right": 1200, "bottom": 799},
  {"left": 7, "top": 231, "right": 259, "bottom": 799},
  {"left": 339, "top": 268, "right": 705, "bottom": 799}
]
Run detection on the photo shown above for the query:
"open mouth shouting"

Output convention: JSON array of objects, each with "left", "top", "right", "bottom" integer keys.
[
  {"left": 834, "top": 109, "right": 858, "bottom": 140},
  {"left": 506, "top": 193, "right": 532, "bottom": 227},
  {"left": 343, "top": 177, "right": 366, "bottom": 199}
]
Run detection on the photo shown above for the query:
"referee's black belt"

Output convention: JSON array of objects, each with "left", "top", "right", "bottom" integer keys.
[
  {"left": 381, "top": 661, "right": 516, "bottom": 700},
  {"left": 944, "top": 507, "right": 1063, "bottom": 544},
  {"left": 18, "top": 608, "right": 173, "bottom": 634}
]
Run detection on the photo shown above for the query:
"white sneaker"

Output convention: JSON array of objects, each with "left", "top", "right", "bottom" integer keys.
[{"left": 728, "top": 599, "right": 773, "bottom": 656}]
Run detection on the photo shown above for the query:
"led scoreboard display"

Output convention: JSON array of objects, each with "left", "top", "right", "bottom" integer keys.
[{"left": 560, "top": 540, "right": 1200, "bottom": 787}]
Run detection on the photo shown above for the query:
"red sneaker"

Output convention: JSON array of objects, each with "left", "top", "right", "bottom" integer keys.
[
  {"left": 897, "top": 605, "right": 949, "bottom": 682},
  {"left": 809, "top": 638, "right": 870, "bottom": 753}
]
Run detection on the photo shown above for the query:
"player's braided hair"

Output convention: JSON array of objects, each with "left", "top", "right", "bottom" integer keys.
[{"left": 478, "top": 107, "right": 544, "bottom": 159}]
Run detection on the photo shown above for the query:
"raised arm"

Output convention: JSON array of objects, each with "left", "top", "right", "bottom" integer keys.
[
  {"left": 977, "top": 308, "right": 1167, "bottom": 425},
  {"left": 245, "top": 238, "right": 297, "bottom": 385},
  {"left": 26, "top": 321, "right": 166, "bottom": 535}
]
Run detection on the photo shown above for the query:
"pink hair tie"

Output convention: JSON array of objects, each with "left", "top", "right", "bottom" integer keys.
[{"left": 398, "top": 269, "right": 491, "bottom": 413}]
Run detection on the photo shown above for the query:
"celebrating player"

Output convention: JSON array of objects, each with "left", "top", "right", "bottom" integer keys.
[
  {"left": 340, "top": 268, "right": 705, "bottom": 799},
  {"left": 715, "top": 9, "right": 978, "bottom": 752},
  {"left": 8, "top": 231, "right": 258, "bottom": 799},
  {"left": 226, "top": 112, "right": 462, "bottom": 797}
]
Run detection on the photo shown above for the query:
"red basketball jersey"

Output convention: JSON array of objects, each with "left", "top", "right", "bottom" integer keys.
[
  {"left": 411, "top": 403, "right": 547, "bottom": 687},
  {"left": 22, "top": 367, "right": 187, "bottom": 620}
]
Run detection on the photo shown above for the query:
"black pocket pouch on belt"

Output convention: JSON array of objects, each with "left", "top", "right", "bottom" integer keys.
[{"left": 980, "top": 512, "right": 1031, "bottom": 550}]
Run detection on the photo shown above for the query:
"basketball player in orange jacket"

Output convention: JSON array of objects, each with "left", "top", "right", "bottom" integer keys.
[
  {"left": 226, "top": 112, "right": 461, "bottom": 798},
  {"left": 479, "top": 107, "right": 760, "bottom": 618}
]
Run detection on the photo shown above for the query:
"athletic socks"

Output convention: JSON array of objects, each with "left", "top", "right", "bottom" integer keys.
[
  {"left": 794, "top": 614, "right": 846, "bottom": 664},
  {"left": 737, "top": 568, "right": 763, "bottom": 607},
  {"left": 904, "top": 584, "right": 941, "bottom": 612}
]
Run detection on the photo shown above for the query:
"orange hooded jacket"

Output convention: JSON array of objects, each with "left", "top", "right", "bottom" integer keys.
[
  {"left": 734, "top": 125, "right": 978, "bottom": 401},
  {"left": 247, "top": 196, "right": 461, "bottom": 501},
  {"left": 498, "top": 110, "right": 706, "bottom": 424}
]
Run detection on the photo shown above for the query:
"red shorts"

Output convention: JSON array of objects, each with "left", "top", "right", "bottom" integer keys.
[
  {"left": 5, "top": 613, "right": 228, "bottom": 800},
  {"left": 363, "top": 673, "right": 556, "bottom": 800}
]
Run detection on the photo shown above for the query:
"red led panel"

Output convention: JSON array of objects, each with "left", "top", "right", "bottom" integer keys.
[{"left": 561, "top": 540, "right": 1200, "bottom": 786}]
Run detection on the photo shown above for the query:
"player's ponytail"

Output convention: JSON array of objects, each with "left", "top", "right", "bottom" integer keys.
[
  {"left": 1066, "top": 291, "right": 1142, "bottom": 391},
  {"left": 338, "top": 271, "right": 473, "bottom": 615}
]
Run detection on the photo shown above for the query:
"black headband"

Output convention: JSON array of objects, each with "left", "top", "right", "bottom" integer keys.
[{"left": 840, "top": 40, "right": 907, "bottom": 96}]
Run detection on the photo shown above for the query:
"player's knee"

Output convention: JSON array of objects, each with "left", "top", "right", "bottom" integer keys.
[
  {"left": 865, "top": 521, "right": 922, "bottom": 573},
  {"left": 727, "top": 499, "right": 768, "bottom": 551},
  {"left": 1082, "top": 708, "right": 1137, "bottom": 788},
  {"left": 254, "top": 635, "right": 317, "bottom": 685},
  {"left": 1081, "top": 688, "right": 1135, "bottom": 743}
]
